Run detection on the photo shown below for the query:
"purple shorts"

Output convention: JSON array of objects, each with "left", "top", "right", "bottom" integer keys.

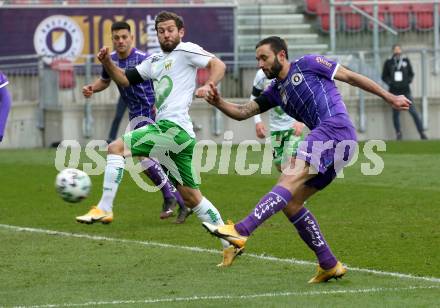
[{"left": 295, "top": 114, "right": 357, "bottom": 190}]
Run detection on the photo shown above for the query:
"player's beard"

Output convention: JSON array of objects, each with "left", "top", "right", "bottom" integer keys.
[
  {"left": 160, "top": 37, "right": 181, "bottom": 53},
  {"left": 264, "top": 56, "right": 283, "bottom": 79}
]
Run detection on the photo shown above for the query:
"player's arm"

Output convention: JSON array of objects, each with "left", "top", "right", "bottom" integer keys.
[
  {"left": 97, "top": 47, "right": 130, "bottom": 87},
  {"left": 82, "top": 78, "right": 110, "bottom": 98},
  {"left": 293, "top": 121, "right": 305, "bottom": 136},
  {"left": 334, "top": 65, "right": 411, "bottom": 110},
  {"left": 254, "top": 114, "right": 267, "bottom": 138},
  {"left": 205, "top": 82, "right": 262, "bottom": 121},
  {"left": 195, "top": 57, "right": 226, "bottom": 98}
]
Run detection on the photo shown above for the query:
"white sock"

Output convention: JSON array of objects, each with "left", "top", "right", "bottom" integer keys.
[
  {"left": 193, "top": 197, "right": 229, "bottom": 249},
  {"left": 97, "top": 154, "right": 125, "bottom": 213}
]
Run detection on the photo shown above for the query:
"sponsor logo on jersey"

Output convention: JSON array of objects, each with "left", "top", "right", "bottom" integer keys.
[
  {"left": 150, "top": 55, "right": 161, "bottom": 63},
  {"left": 291, "top": 73, "right": 303, "bottom": 86},
  {"left": 315, "top": 56, "right": 333, "bottom": 69},
  {"left": 33, "top": 15, "right": 84, "bottom": 64}
]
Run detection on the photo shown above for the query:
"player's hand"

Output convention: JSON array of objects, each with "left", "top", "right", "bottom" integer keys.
[
  {"left": 204, "top": 82, "right": 221, "bottom": 106},
  {"left": 82, "top": 85, "right": 93, "bottom": 98},
  {"left": 255, "top": 122, "right": 267, "bottom": 138},
  {"left": 389, "top": 94, "right": 411, "bottom": 110},
  {"left": 195, "top": 84, "right": 210, "bottom": 98},
  {"left": 97, "top": 47, "right": 111, "bottom": 64},
  {"left": 293, "top": 122, "right": 304, "bottom": 136}
]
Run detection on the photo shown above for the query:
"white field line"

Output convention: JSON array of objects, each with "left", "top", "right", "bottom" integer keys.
[
  {"left": 1, "top": 223, "right": 440, "bottom": 284},
  {"left": 12, "top": 286, "right": 440, "bottom": 308}
]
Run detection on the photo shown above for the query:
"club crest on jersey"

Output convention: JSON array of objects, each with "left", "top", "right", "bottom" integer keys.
[
  {"left": 164, "top": 59, "right": 173, "bottom": 70},
  {"left": 291, "top": 73, "right": 303, "bottom": 86}
]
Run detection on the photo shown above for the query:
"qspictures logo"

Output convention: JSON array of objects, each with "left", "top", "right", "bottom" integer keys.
[{"left": 33, "top": 15, "right": 84, "bottom": 64}]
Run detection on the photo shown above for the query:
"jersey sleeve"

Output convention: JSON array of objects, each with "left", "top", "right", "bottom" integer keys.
[
  {"left": 0, "top": 72, "right": 9, "bottom": 88},
  {"left": 301, "top": 55, "right": 340, "bottom": 80},
  {"left": 100, "top": 66, "right": 110, "bottom": 81},
  {"left": 254, "top": 83, "right": 280, "bottom": 114},
  {"left": 250, "top": 70, "right": 267, "bottom": 100},
  {"left": 134, "top": 57, "right": 153, "bottom": 81}
]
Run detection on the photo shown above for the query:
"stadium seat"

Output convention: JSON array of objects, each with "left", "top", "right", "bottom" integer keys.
[
  {"left": 340, "top": 6, "right": 364, "bottom": 32},
  {"left": 304, "top": 0, "right": 320, "bottom": 15},
  {"left": 51, "top": 59, "right": 75, "bottom": 89},
  {"left": 414, "top": 4, "right": 434, "bottom": 31},
  {"left": 388, "top": 5, "right": 412, "bottom": 32},
  {"left": 196, "top": 68, "right": 209, "bottom": 86},
  {"left": 9, "top": 0, "right": 29, "bottom": 4},
  {"left": 366, "top": 5, "right": 387, "bottom": 32},
  {"left": 317, "top": 4, "right": 341, "bottom": 33}
]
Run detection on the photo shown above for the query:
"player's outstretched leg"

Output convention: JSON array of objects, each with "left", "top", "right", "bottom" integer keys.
[
  {"left": 76, "top": 145, "right": 125, "bottom": 224},
  {"left": 288, "top": 207, "right": 347, "bottom": 283},
  {"left": 193, "top": 198, "right": 241, "bottom": 267},
  {"left": 202, "top": 185, "right": 292, "bottom": 248},
  {"left": 140, "top": 158, "right": 188, "bottom": 221}
]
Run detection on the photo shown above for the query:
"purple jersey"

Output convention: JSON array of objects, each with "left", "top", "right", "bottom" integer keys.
[
  {"left": 0, "top": 71, "right": 11, "bottom": 141},
  {"left": 101, "top": 48, "right": 155, "bottom": 121},
  {"left": 0, "top": 71, "right": 8, "bottom": 88},
  {"left": 262, "top": 55, "right": 349, "bottom": 130}
]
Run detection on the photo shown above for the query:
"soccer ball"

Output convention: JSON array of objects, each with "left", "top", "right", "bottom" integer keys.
[{"left": 55, "top": 168, "right": 91, "bottom": 203}]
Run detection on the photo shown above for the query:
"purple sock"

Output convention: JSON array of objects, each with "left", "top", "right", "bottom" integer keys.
[
  {"left": 289, "top": 207, "right": 337, "bottom": 270},
  {"left": 142, "top": 159, "right": 184, "bottom": 209},
  {"left": 235, "top": 185, "right": 292, "bottom": 236}
]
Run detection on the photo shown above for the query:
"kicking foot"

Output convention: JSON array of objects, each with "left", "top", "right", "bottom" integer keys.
[
  {"left": 308, "top": 261, "right": 347, "bottom": 283},
  {"left": 217, "top": 245, "right": 244, "bottom": 267},
  {"left": 202, "top": 222, "right": 247, "bottom": 249},
  {"left": 76, "top": 206, "right": 113, "bottom": 224}
]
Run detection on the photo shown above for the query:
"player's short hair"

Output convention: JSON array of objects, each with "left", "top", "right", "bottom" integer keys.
[
  {"left": 392, "top": 43, "right": 401, "bottom": 50},
  {"left": 155, "top": 11, "right": 184, "bottom": 30},
  {"left": 111, "top": 21, "right": 131, "bottom": 32},
  {"left": 256, "top": 36, "right": 289, "bottom": 59}
]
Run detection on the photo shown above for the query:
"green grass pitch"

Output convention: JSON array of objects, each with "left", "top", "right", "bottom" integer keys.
[{"left": 0, "top": 141, "right": 439, "bottom": 307}]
